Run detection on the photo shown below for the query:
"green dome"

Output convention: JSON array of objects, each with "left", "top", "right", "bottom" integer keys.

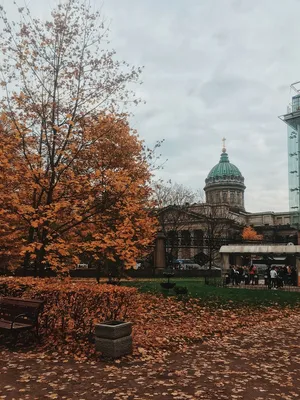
[
  {"left": 207, "top": 152, "right": 242, "bottom": 179},
  {"left": 205, "top": 150, "right": 245, "bottom": 188}
]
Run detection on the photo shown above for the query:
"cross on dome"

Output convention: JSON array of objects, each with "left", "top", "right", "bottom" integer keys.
[{"left": 222, "top": 137, "right": 226, "bottom": 153}]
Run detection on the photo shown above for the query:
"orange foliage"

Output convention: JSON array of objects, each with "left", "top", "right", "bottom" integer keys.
[
  {"left": 242, "top": 226, "right": 263, "bottom": 241},
  {"left": 0, "top": 277, "right": 137, "bottom": 358},
  {"left": 0, "top": 277, "right": 289, "bottom": 361},
  {"left": 0, "top": 115, "right": 157, "bottom": 273}
]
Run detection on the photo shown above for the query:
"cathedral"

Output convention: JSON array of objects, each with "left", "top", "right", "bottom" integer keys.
[
  {"left": 204, "top": 139, "right": 246, "bottom": 211},
  {"left": 161, "top": 140, "right": 297, "bottom": 265}
]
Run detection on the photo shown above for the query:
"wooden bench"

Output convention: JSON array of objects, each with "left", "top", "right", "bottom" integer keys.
[{"left": 0, "top": 297, "right": 44, "bottom": 345}]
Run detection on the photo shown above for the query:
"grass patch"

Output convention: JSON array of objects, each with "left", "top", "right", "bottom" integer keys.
[{"left": 122, "top": 278, "right": 300, "bottom": 308}]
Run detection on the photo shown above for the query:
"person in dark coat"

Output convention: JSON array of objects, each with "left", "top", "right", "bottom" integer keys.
[
  {"left": 291, "top": 267, "right": 297, "bottom": 286},
  {"left": 96, "top": 260, "right": 102, "bottom": 284}
]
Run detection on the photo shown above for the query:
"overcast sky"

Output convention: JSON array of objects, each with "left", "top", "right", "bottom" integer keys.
[{"left": 2, "top": 0, "right": 300, "bottom": 212}]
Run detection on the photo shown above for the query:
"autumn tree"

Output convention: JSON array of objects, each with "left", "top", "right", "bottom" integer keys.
[
  {"left": 0, "top": 1, "right": 157, "bottom": 275},
  {"left": 242, "top": 226, "right": 263, "bottom": 241}
]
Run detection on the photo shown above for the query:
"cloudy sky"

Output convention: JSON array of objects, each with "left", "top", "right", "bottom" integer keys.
[{"left": 2, "top": 0, "right": 300, "bottom": 212}]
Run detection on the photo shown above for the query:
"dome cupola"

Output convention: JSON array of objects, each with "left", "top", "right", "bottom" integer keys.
[{"left": 204, "top": 139, "right": 246, "bottom": 210}]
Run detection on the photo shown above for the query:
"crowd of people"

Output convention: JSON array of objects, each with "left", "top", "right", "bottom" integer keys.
[{"left": 227, "top": 265, "right": 298, "bottom": 288}]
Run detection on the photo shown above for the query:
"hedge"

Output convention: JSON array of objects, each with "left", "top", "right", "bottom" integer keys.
[{"left": 0, "top": 277, "right": 137, "bottom": 356}]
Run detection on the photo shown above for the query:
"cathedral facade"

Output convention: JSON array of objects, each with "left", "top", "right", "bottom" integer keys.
[{"left": 161, "top": 141, "right": 297, "bottom": 265}]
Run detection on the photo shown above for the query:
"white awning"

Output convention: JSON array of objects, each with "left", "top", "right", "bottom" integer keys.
[{"left": 219, "top": 244, "right": 300, "bottom": 254}]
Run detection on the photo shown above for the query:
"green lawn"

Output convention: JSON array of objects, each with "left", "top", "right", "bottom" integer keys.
[{"left": 122, "top": 278, "right": 300, "bottom": 308}]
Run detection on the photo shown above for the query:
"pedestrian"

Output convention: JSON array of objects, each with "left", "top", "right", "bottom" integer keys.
[
  {"left": 270, "top": 267, "right": 277, "bottom": 289},
  {"left": 283, "top": 266, "right": 288, "bottom": 285},
  {"left": 291, "top": 267, "right": 297, "bottom": 286},
  {"left": 238, "top": 266, "right": 244, "bottom": 284},
  {"left": 244, "top": 265, "right": 250, "bottom": 285},
  {"left": 277, "top": 267, "right": 284, "bottom": 288},
  {"left": 249, "top": 265, "right": 256, "bottom": 285},
  {"left": 234, "top": 267, "right": 240, "bottom": 286},
  {"left": 96, "top": 260, "right": 102, "bottom": 284},
  {"left": 230, "top": 265, "right": 235, "bottom": 285}
]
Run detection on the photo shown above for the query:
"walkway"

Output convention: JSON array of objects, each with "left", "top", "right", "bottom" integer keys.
[
  {"left": 227, "top": 282, "right": 300, "bottom": 291},
  {"left": 1, "top": 312, "right": 300, "bottom": 399}
]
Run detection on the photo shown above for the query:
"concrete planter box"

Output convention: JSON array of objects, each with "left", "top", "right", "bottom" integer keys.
[
  {"left": 95, "top": 321, "right": 132, "bottom": 358},
  {"left": 95, "top": 335, "right": 132, "bottom": 358},
  {"left": 95, "top": 321, "right": 132, "bottom": 339}
]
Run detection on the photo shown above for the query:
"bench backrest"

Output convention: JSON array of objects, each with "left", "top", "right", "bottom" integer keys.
[{"left": 0, "top": 297, "right": 44, "bottom": 323}]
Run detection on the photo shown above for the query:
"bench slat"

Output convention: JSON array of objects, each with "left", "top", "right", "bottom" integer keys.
[
  {"left": 0, "top": 297, "right": 44, "bottom": 308},
  {"left": 0, "top": 319, "right": 33, "bottom": 330}
]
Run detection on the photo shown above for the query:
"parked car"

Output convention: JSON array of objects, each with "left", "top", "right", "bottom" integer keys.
[
  {"left": 76, "top": 263, "right": 89, "bottom": 269},
  {"left": 173, "top": 259, "right": 202, "bottom": 270},
  {"left": 202, "top": 264, "right": 221, "bottom": 270}
]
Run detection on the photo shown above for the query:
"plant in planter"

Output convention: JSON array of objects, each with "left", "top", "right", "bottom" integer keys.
[{"left": 160, "top": 271, "right": 176, "bottom": 290}]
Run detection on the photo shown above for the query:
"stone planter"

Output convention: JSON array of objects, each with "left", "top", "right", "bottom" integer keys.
[{"left": 95, "top": 321, "right": 132, "bottom": 358}]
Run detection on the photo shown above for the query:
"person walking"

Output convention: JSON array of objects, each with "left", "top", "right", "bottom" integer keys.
[
  {"left": 249, "top": 265, "right": 256, "bottom": 285},
  {"left": 234, "top": 266, "right": 240, "bottom": 286},
  {"left": 270, "top": 267, "right": 277, "bottom": 289}
]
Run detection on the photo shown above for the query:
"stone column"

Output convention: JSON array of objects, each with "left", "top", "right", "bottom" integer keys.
[
  {"left": 154, "top": 231, "right": 166, "bottom": 270},
  {"left": 221, "top": 253, "right": 230, "bottom": 270},
  {"left": 190, "top": 230, "right": 195, "bottom": 259}
]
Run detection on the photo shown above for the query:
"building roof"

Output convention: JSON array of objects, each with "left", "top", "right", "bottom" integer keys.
[
  {"left": 220, "top": 244, "right": 300, "bottom": 254},
  {"left": 207, "top": 151, "right": 242, "bottom": 179},
  {"left": 204, "top": 147, "right": 245, "bottom": 190}
]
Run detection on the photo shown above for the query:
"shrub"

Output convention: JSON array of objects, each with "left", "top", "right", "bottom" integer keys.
[
  {"left": 160, "top": 282, "right": 176, "bottom": 290},
  {"left": 174, "top": 286, "right": 188, "bottom": 295},
  {"left": 0, "top": 277, "right": 137, "bottom": 356}
]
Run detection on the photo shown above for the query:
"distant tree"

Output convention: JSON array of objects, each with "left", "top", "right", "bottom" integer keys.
[
  {"left": 152, "top": 180, "right": 202, "bottom": 260},
  {"left": 242, "top": 226, "right": 263, "bottom": 241},
  {"left": 153, "top": 180, "right": 201, "bottom": 209},
  {"left": 199, "top": 204, "right": 239, "bottom": 268}
]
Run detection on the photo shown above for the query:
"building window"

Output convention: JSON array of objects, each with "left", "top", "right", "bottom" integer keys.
[
  {"left": 181, "top": 230, "right": 191, "bottom": 246},
  {"left": 292, "top": 95, "right": 300, "bottom": 112},
  {"left": 167, "top": 231, "right": 178, "bottom": 247},
  {"left": 194, "top": 230, "right": 203, "bottom": 247}
]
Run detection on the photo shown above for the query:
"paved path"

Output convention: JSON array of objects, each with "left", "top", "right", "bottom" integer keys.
[{"left": 1, "top": 312, "right": 300, "bottom": 399}]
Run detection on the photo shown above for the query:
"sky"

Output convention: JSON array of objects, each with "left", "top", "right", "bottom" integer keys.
[{"left": 2, "top": 0, "right": 300, "bottom": 212}]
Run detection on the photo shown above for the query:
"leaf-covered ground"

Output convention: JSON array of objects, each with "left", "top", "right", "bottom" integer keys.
[{"left": 1, "top": 294, "right": 300, "bottom": 399}]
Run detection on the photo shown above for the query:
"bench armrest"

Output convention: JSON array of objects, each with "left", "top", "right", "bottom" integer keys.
[{"left": 10, "top": 313, "right": 35, "bottom": 329}]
